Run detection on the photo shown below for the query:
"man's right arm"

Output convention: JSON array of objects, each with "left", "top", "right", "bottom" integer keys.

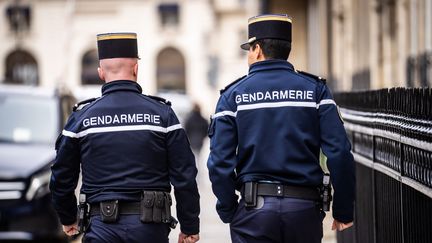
[
  {"left": 166, "top": 107, "right": 200, "bottom": 236},
  {"left": 318, "top": 85, "right": 355, "bottom": 224}
]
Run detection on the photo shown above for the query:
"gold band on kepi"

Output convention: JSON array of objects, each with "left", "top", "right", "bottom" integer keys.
[
  {"left": 97, "top": 33, "right": 137, "bottom": 41},
  {"left": 240, "top": 14, "right": 292, "bottom": 50},
  {"left": 97, "top": 32, "right": 139, "bottom": 60}
]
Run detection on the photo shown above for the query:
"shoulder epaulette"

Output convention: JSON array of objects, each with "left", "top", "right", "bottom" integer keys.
[
  {"left": 146, "top": 95, "right": 172, "bottom": 106},
  {"left": 297, "top": 70, "right": 326, "bottom": 84},
  {"left": 73, "top": 97, "right": 98, "bottom": 111},
  {"left": 220, "top": 75, "right": 247, "bottom": 94}
]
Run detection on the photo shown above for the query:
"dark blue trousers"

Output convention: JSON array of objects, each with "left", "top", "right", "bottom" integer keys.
[
  {"left": 230, "top": 197, "right": 324, "bottom": 243},
  {"left": 83, "top": 215, "right": 170, "bottom": 243}
]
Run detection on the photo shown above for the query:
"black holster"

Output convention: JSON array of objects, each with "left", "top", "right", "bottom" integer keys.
[
  {"left": 244, "top": 181, "right": 258, "bottom": 209},
  {"left": 320, "top": 173, "right": 333, "bottom": 212},
  {"left": 78, "top": 194, "right": 90, "bottom": 233}
]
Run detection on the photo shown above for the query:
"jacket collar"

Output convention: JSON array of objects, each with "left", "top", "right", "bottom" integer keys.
[
  {"left": 248, "top": 59, "right": 294, "bottom": 74},
  {"left": 101, "top": 80, "right": 142, "bottom": 95}
]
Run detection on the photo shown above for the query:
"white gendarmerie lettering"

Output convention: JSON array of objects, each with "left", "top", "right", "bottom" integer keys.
[
  {"left": 62, "top": 123, "right": 182, "bottom": 138},
  {"left": 154, "top": 115, "right": 160, "bottom": 124},
  {"left": 280, "top": 90, "right": 288, "bottom": 99},
  {"left": 128, "top": 114, "right": 136, "bottom": 122},
  {"left": 83, "top": 119, "right": 90, "bottom": 127},
  {"left": 113, "top": 115, "right": 120, "bottom": 124},
  {"left": 235, "top": 90, "right": 314, "bottom": 104},
  {"left": 242, "top": 94, "right": 249, "bottom": 103},
  {"left": 143, "top": 114, "right": 151, "bottom": 122},
  {"left": 235, "top": 95, "right": 242, "bottom": 103},
  {"left": 82, "top": 113, "right": 161, "bottom": 128},
  {"left": 105, "top": 116, "right": 112, "bottom": 124},
  {"left": 212, "top": 98, "right": 336, "bottom": 119},
  {"left": 272, "top": 91, "right": 279, "bottom": 100},
  {"left": 137, "top": 114, "right": 143, "bottom": 123},
  {"left": 289, "top": 90, "right": 295, "bottom": 99},
  {"left": 120, "top": 114, "right": 127, "bottom": 123}
]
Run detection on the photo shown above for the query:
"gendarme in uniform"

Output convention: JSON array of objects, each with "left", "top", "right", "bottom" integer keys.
[
  {"left": 50, "top": 33, "right": 200, "bottom": 243},
  {"left": 207, "top": 14, "right": 355, "bottom": 243}
]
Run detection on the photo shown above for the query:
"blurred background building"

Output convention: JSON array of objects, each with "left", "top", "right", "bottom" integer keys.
[
  {"left": 0, "top": 0, "right": 431, "bottom": 116},
  {"left": 1, "top": 1, "right": 430, "bottom": 242}
]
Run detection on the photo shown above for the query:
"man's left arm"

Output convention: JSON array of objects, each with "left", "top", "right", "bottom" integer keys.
[
  {"left": 49, "top": 116, "right": 81, "bottom": 227},
  {"left": 317, "top": 85, "right": 355, "bottom": 224}
]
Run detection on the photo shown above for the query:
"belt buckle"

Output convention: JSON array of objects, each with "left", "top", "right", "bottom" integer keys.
[{"left": 276, "top": 184, "right": 283, "bottom": 197}]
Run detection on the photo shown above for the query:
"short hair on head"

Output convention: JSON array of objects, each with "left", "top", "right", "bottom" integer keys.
[{"left": 252, "top": 39, "right": 291, "bottom": 60}]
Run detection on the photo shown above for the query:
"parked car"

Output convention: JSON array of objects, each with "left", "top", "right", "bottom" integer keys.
[{"left": 0, "top": 84, "right": 75, "bottom": 242}]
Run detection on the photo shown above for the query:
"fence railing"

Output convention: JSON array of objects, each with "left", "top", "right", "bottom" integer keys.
[{"left": 334, "top": 88, "right": 432, "bottom": 243}]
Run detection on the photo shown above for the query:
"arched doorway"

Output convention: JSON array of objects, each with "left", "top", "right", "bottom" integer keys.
[
  {"left": 156, "top": 47, "right": 186, "bottom": 93},
  {"left": 4, "top": 50, "right": 38, "bottom": 85},
  {"left": 81, "top": 49, "right": 102, "bottom": 85}
]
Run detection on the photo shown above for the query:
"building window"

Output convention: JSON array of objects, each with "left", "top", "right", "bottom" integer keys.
[
  {"left": 156, "top": 47, "right": 186, "bottom": 93},
  {"left": 158, "top": 3, "right": 180, "bottom": 27},
  {"left": 6, "top": 4, "right": 31, "bottom": 33},
  {"left": 81, "top": 50, "right": 102, "bottom": 85},
  {"left": 4, "top": 50, "right": 38, "bottom": 85}
]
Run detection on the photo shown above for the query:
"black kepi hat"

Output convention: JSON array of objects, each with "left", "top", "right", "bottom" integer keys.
[
  {"left": 97, "top": 32, "right": 139, "bottom": 60},
  {"left": 240, "top": 14, "right": 292, "bottom": 50}
]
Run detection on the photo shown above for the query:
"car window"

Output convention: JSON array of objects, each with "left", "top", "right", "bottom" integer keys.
[{"left": 0, "top": 94, "right": 59, "bottom": 144}]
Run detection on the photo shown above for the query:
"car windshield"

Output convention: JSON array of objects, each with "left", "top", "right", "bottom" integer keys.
[{"left": 0, "top": 93, "right": 58, "bottom": 144}]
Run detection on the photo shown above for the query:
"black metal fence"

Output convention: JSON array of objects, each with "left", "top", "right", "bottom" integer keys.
[{"left": 334, "top": 88, "right": 432, "bottom": 243}]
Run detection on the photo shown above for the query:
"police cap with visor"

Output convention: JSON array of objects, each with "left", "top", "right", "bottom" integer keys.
[
  {"left": 97, "top": 32, "right": 139, "bottom": 60},
  {"left": 240, "top": 14, "right": 292, "bottom": 50}
]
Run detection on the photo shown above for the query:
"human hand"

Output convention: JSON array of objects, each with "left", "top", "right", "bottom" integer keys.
[
  {"left": 184, "top": 234, "right": 199, "bottom": 243},
  {"left": 331, "top": 219, "right": 353, "bottom": 231},
  {"left": 62, "top": 222, "right": 79, "bottom": 236},
  {"left": 178, "top": 232, "right": 187, "bottom": 243},
  {"left": 178, "top": 232, "right": 200, "bottom": 243}
]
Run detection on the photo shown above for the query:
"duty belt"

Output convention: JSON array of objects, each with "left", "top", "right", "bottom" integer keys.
[
  {"left": 253, "top": 183, "right": 320, "bottom": 201},
  {"left": 90, "top": 201, "right": 141, "bottom": 216}
]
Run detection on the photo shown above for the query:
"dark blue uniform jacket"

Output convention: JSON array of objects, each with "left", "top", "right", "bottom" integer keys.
[
  {"left": 50, "top": 80, "right": 200, "bottom": 235},
  {"left": 207, "top": 60, "right": 355, "bottom": 224}
]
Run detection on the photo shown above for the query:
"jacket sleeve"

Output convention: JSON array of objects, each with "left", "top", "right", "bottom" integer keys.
[
  {"left": 207, "top": 94, "right": 239, "bottom": 223},
  {"left": 318, "top": 85, "right": 355, "bottom": 223},
  {"left": 166, "top": 107, "right": 200, "bottom": 235},
  {"left": 49, "top": 115, "right": 81, "bottom": 226}
]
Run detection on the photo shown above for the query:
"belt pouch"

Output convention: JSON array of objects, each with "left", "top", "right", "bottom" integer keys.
[
  {"left": 244, "top": 182, "right": 257, "bottom": 208},
  {"left": 100, "top": 200, "right": 119, "bottom": 223},
  {"left": 140, "top": 191, "right": 155, "bottom": 223},
  {"left": 153, "top": 192, "right": 164, "bottom": 223},
  {"left": 162, "top": 192, "right": 172, "bottom": 223}
]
